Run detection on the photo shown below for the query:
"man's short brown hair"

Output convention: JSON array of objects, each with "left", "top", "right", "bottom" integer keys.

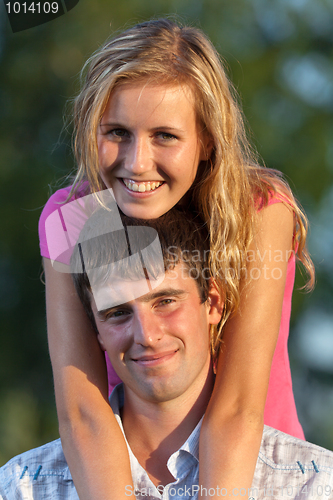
[{"left": 71, "top": 207, "right": 221, "bottom": 355}]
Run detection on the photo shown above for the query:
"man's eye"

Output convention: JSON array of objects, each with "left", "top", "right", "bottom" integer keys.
[
  {"left": 158, "top": 299, "right": 175, "bottom": 306},
  {"left": 106, "top": 310, "right": 129, "bottom": 319}
]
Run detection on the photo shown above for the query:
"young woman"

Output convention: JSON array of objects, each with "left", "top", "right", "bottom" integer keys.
[{"left": 39, "top": 18, "right": 314, "bottom": 500}]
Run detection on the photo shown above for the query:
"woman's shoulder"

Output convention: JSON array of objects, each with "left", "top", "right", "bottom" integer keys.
[
  {"left": 40, "top": 182, "right": 89, "bottom": 220},
  {"left": 41, "top": 185, "right": 72, "bottom": 213},
  {"left": 38, "top": 183, "right": 89, "bottom": 259},
  {"left": 255, "top": 187, "right": 293, "bottom": 212}
]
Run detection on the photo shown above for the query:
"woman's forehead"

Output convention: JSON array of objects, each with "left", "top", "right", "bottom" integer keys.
[
  {"left": 101, "top": 81, "right": 197, "bottom": 126},
  {"left": 101, "top": 78, "right": 203, "bottom": 135},
  {"left": 110, "top": 79, "right": 195, "bottom": 104}
]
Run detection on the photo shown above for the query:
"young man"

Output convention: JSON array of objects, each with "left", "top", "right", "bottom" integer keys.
[{"left": 1, "top": 209, "right": 333, "bottom": 500}]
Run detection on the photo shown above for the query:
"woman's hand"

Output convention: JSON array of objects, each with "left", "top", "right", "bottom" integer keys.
[
  {"left": 199, "top": 201, "right": 294, "bottom": 499},
  {"left": 44, "top": 257, "right": 133, "bottom": 500}
]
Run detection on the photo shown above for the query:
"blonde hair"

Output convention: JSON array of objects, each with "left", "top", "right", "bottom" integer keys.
[{"left": 70, "top": 18, "right": 314, "bottom": 355}]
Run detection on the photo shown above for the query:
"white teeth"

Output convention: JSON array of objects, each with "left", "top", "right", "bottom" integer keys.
[{"left": 123, "top": 179, "right": 163, "bottom": 192}]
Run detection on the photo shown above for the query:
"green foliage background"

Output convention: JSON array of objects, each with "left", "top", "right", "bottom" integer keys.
[{"left": 0, "top": 0, "right": 332, "bottom": 465}]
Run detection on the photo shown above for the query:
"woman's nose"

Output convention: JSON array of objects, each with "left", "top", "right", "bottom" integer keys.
[{"left": 124, "top": 136, "right": 153, "bottom": 175}]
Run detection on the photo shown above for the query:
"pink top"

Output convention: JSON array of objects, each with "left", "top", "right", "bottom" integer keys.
[
  {"left": 39, "top": 186, "right": 304, "bottom": 439},
  {"left": 262, "top": 195, "right": 304, "bottom": 439}
]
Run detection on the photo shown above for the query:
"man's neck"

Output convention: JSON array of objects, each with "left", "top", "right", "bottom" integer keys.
[{"left": 121, "top": 366, "right": 214, "bottom": 487}]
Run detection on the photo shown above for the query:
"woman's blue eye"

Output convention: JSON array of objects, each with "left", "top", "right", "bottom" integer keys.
[
  {"left": 112, "top": 129, "right": 128, "bottom": 137},
  {"left": 158, "top": 132, "right": 176, "bottom": 140}
]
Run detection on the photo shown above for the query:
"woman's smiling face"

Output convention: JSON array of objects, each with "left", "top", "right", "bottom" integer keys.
[{"left": 97, "top": 82, "right": 208, "bottom": 219}]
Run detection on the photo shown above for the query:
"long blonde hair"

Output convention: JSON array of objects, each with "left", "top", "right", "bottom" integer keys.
[{"left": 70, "top": 18, "right": 314, "bottom": 353}]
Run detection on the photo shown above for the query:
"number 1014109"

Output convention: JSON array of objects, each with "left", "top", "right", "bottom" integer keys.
[{"left": 5, "top": 2, "right": 59, "bottom": 14}]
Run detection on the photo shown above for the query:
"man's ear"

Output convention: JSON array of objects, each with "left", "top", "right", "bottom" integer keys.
[
  {"left": 91, "top": 298, "right": 107, "bottom": 351},
  {"left": 207, "top": 279, "right": 224, "bottom": 325},
  {"left": 97, "top": 333, "right": 106, "bottom": 351}
]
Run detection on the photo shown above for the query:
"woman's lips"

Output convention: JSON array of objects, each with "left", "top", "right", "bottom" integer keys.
[{"left": 122, "top": 178, "right": 164, "bottom": 193}]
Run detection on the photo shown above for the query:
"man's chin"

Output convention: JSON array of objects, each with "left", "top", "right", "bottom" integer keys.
[{"left": 127, "top": 378, "right": 185, "bottom": 404}]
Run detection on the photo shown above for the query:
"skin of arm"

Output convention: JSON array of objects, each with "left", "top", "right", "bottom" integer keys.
[
  {"left": 44, "top": 258, "right": 133, "bottom": 500},
  {"left": 199, "top": 202, "right": 295, "bottom": 499}
]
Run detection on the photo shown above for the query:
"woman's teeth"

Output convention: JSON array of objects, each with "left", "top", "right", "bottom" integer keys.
[{"left": 123, "top": 179, "right": 163, "bottom": 192}]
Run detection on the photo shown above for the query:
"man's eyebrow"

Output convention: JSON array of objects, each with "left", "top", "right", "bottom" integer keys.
[
  {"left": 96, "top": 288, "right": 188, "bottom": 317},
  {"left": 138, "top": 288, "right": 188, "bottom": 303}
]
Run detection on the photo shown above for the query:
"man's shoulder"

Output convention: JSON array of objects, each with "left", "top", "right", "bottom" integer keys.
[
  {"left": 0, "top": 439, "right": 77, "bottom": 500},
  {"left": 252, "top": 426, "right": 333, "bottom": 499},
  {"left": 260, "top": 426, "right": 333, "bottom": 470}
]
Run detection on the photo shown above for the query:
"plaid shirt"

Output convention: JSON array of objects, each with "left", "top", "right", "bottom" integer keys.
[{"left": 1, "top": 385, "right": 333, "bottom": 500}]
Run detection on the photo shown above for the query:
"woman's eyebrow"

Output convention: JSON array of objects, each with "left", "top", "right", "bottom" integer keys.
[
  {"left": 99, "top": 122, "right": 125, "bottom": 128},
  {"left": 150, "top": 126, "right": 185, "bottom": 133},
  {"left": 99, "top": 123, "right": 185, "bottom": 133}
]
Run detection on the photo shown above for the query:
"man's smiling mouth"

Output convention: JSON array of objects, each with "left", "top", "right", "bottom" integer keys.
[
  {"left": 132, "top": 350, "right": 178, "bottom": 365},
  {"left": 122, "top": 179, "right": 164, "bottom": 192}
]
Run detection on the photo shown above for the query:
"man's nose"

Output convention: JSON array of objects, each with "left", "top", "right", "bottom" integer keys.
[
  {"left": 132, "top": 310, "right": 163, "bottom": 347},
  {"left": 124, "top": 136, "right": 153, "bottom": 175}
]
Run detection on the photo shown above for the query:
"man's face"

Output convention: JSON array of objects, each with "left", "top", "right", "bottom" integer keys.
[{"left": 92, "top": 263, "right": 222, "bottom": 404}]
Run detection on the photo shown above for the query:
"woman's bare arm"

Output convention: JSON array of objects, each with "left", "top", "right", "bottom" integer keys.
[
  {"left": 199, "top": 202, "right": 294, "bottom": 499},
  {"left": 44, "top": 257, "right": 133, "bottom": 500}
]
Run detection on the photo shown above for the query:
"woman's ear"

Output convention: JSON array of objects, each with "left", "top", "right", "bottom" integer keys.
[
  {"left": 199, "top": 132, "right": 214, "bottom": 162},
  {"left": 207, "top": 279, "right": 224, "bottom": 325}
]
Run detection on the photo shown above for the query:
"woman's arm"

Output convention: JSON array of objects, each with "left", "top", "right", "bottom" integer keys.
[
  {"left": 199, "top": 202, "right": 294, "bottom": 499},
  {"left": 44, "top": 257, "right": 133, "bottom": 500}
]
